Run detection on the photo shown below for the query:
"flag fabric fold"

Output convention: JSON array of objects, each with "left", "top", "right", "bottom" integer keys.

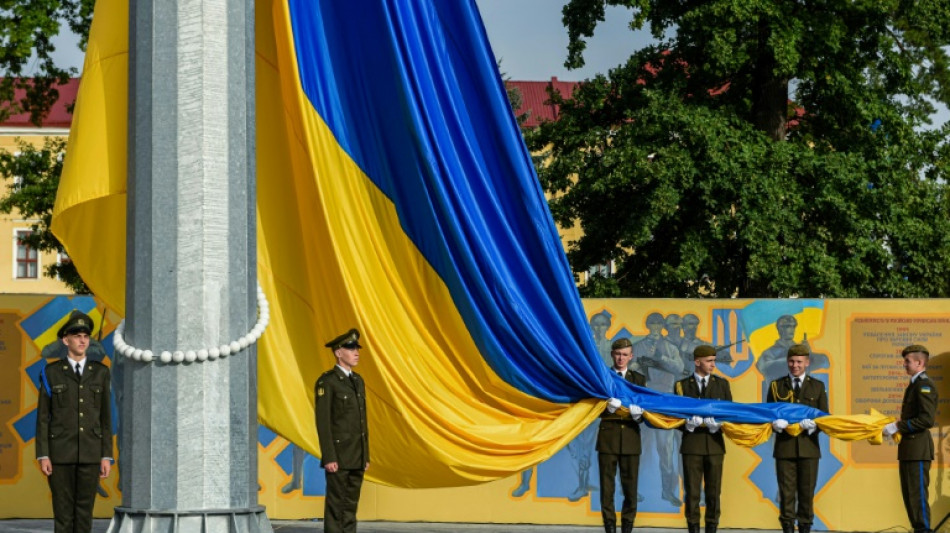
[{"left": 53, "top": 0, "right": 892, "bottom": 489}]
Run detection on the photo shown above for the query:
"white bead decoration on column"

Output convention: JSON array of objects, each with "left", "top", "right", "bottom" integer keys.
[{"left": 113, "top": 284, "right": 270, "bottom": 363}]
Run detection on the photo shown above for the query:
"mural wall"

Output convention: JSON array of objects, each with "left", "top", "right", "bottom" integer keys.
[{"left": 3, "top": 295, "right": 950, "bottom": 531}]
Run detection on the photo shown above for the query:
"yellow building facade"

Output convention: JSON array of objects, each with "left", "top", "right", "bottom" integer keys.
[{"left": 0, "top": 120, "right": 75, "bottom": 295}]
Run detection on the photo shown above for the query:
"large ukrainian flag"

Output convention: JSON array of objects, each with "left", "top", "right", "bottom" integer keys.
[{"left": 52, "top": 0, "right": 890, "bottom": 488}]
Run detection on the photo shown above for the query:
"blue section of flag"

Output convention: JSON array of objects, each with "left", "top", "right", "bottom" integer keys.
[
  {"left": 287, "top": 0, "right": 602, "bottom": 403},
  {"left": 282, "top": 0, "right": 830, "bottom": 425}
]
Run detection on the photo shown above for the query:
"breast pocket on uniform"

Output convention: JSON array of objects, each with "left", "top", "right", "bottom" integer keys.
[
  {"left": 52, "top": 384, "right": 67, "bottom": 408},
  {"left": 90, "top": 385, "right": 103, "bottom": 408},
  {"left": 334, "top": 394, "right": 351, "bottom": 411}
]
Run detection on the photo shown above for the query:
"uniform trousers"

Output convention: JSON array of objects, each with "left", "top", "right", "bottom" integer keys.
[
  {"left": 49, "top": 463, "right": 100, "bottom": 533},
  {"left": 776, "top": 457, "right": 818, "bottom": 526},
  {"left": 682, "top": 454, "right": 723, "bottom": 526},
  {"left": 598, "top": 453, "right": 639, "bottom": 526},
  {"left": 899, "top": 460, "right": 932, "bottom": 533},
  {"left": 325, "top": 469, "right": 365, "bottom": 533}
]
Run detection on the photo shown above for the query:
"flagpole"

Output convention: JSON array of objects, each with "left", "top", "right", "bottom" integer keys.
[{"left": 108, "top": 0, "right": 270, "bottom": 530}]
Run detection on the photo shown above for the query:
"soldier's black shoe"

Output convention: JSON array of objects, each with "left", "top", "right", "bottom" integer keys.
[
  {"left": 603, "top": 523, "right": 616, "bottom": 533},
  {"left": 781, "top": 522, "right": 795, "bottom": 533},
  {"left": 687, "top": 523, "right": 700, "bottom": 533},
  {"left": 704, "top": 525, "right": 717, "bottom": 533},
  {"left": 620, "top": 520, "right": 633, "bottom": 533},
  {"left": 798, "top": 525, "right": 811, "bottom": 533}
]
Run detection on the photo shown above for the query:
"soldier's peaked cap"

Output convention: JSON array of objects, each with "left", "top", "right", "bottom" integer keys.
[
  {"left": 902, "top": 344, "right": 929, "bottom": 357},
  {"left": 57, "top": 310, "right": 94, "bottom": 338},
  {"left": 693, "top": 344, "right": 717, "bottom": 359},
  {"left": 325, "top": 328, "right": 361, "bottom": 350},
  {"left": 787, "top": 344, "right": 810, "bottom": 358},
  {"left": 611, "top": 337, "right": 633, "bottom": 351}
]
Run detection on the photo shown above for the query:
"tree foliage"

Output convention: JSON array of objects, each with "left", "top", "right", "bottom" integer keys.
[
  {"left": 0, "top": 0, "right": 94, "bottom": 124},
  {"left": 0, "top": 138, "right": 88, "bottom": 293},
  {"left": 0, "top": 0, "right": 93, "bottom": 293},
  {"left": 530, "top": 0, "right": 950, "bottom": 298}
]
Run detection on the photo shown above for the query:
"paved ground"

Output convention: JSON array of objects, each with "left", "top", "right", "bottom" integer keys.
[{"left": 0, "top": 520, "right": 787, "bottom": 533}]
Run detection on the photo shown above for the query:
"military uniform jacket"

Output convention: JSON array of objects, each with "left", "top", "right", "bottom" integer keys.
[
  {"left": 767, "top": 375, "right": 828, "bottom": 459},
  {"left": 675, "top": 374, "right": 731, "bottom": 455},
  {"left": 316, "top": 366, "right": 369, "bottom": 469},
  {"left": 897, "top": 373, "right": 937, "bottom": 461},
  {"left": 35, "top": 359, "right": 112, "bottom": 464},
  {"left": 597, "top": 370, "right": 647, "bottom": 455}
]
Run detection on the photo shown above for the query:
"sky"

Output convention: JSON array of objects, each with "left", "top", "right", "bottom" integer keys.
[
  {"left": 474, "top": 0, "right": 653, "bottom": 81},
  {"left": 43, "top": 0, "right": 948, "bottom": 127}
]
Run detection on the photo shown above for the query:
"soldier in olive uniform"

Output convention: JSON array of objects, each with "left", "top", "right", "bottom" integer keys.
[
  {"left": 316, "top": 328, "right": 369, "bottom": 533},
  {"left": 599, "top": 338, "right": 647, "bottom": 533},
  {"left": 767, "top": 344, "right": 828, "bottom": 533},
  {"left": 675, "top": 345, "right": 732, "bottom": 533},
  {"left": 36, "top": 310, "right": 113, "bottom": 533},
  {"left": 883, "top": 344, "right": 938, "bottom": 533}
]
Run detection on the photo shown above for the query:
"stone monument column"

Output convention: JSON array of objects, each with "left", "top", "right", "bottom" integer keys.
[{"left": 109, "top": 0, "right": 270, "bottom": 530}]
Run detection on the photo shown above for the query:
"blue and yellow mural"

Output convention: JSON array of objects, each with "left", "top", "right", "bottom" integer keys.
[{"left": 3, "top": 295, "right": 950, "bottom": 530}]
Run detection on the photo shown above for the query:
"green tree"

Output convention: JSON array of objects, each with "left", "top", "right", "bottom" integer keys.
[
  {"left": 0, "top": 137, "right": 88, "bottom": 293},
  {"left": 0, "top": 0, "right": 93, "bottom": 293},
  {"left": 531, "top": 0, "right": 950, "bottom": 298},
  {"left": 499, "top": 60, "right": 529, "bottom": 125},
  {"left": 0, "top": 0, "right": 94, "bottom": 124}
]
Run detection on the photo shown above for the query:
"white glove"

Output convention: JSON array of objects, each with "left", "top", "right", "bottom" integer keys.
[
  {"left": 772, "top": 419, "right": 789, "bottom": 433},
  {"left": 685, "top": 415, "right": 703, "bottom": 432},
  {"left": 883, "top": 422, "right": 899, "bottom": 438},
  {"left": 799, "top": 418, "right": 817, "bottom": 435},
  {"left": 703, "top": 417, "right": 721, "bottom": 433},
  {"left": 628, "top": 404, "right": 644, "bottom": 420},
  {"left": 606, "top": 398, "right": 622, "bottom": 414}
]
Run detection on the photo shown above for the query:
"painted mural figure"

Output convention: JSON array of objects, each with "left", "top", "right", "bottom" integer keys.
[
  {"left": 883, "top": 344, "right": 938, "bottom": 533},
  {"left": 756, "top": 315, "right": 829, "bottom": 383},
  {"left": 280, "top": 445, "right": 307, "bottom": 493},
  {"left": 599, "top": 338, "right": 647, "bottom": 533},
  {"left": 511, "top": 311, "right": 610, "bottom": 500},
  {"left": 635, "top": 312, "right": 684, "bottom": 507},
  {"left": 679, "top": 313, "right": 734, "bottom": 368},
  {"left": 591, "top": 312, "right": 614, "bottom": 367},
  {"left": 767, "top": 344, "right": 828, "bottom": 533}
]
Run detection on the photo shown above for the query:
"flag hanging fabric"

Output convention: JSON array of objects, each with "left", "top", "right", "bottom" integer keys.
[{"left": 52, "top": 0, "right": 890, "bottom": 488}]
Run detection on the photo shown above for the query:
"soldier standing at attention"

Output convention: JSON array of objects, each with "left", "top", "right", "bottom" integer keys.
[
  {"left": 768, "top": 344, "right": 828, "bottom": 533},
  {"left": 675, "top": 345, "right": 732, "bottom": 533},
  {"left": 36, "top": 310, "right": 113, "bottom": 533},
  {"left": 600, "top": 338, "right": 647, "bottom": 533},
  {"left": 883, "top": 345, "right": 938, "bottom": 533},
  {"left": 316, "top": 328, "right": 369, "bottom": 533}
]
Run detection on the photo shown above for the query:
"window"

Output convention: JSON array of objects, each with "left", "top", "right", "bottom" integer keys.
[
  {"left": 588, "top": 263, "right": 612, "bottom": 278},
  {"left": 15, "top": 230, "right": 38, "bottom": 279},
  {"left": 12, "top": 175, "right": 23, "bottom": 191}
]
